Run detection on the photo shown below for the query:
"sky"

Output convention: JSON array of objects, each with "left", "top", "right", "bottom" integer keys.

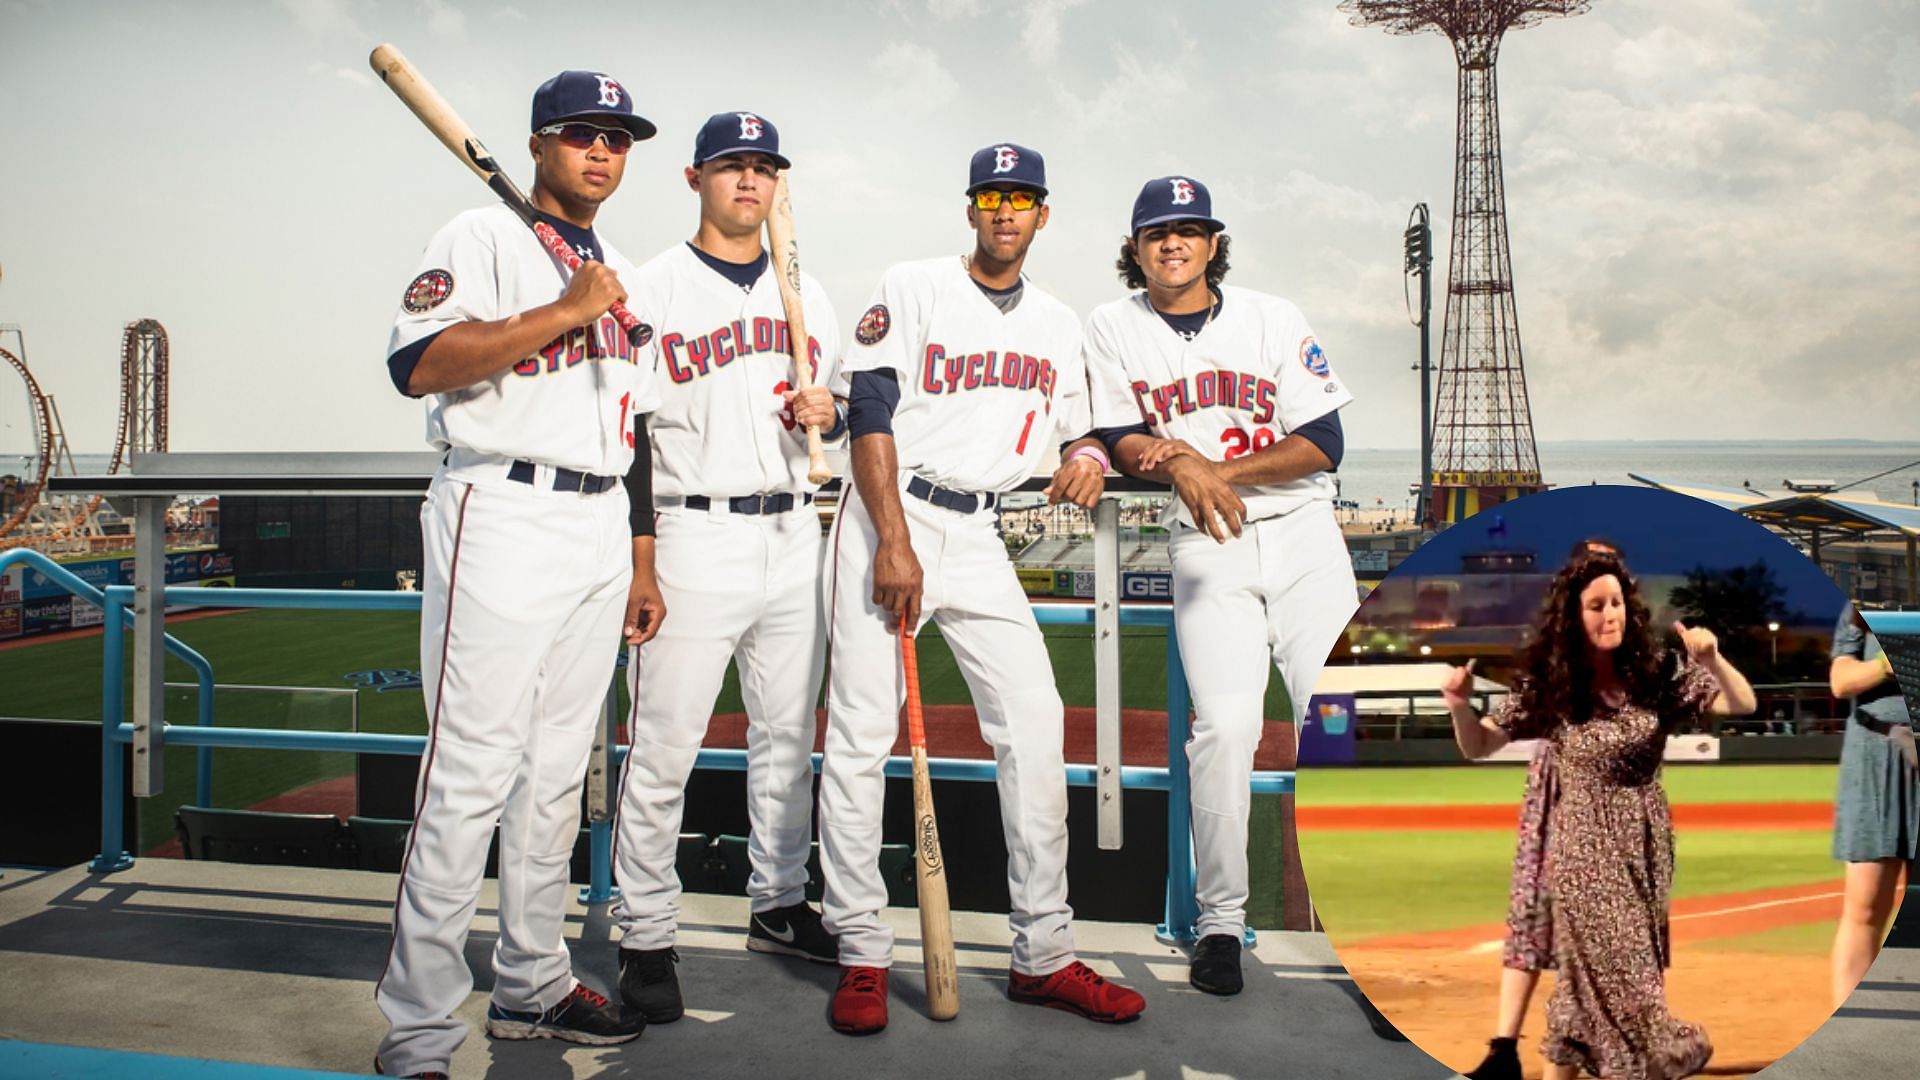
[{"left": 1, "top": 0, "right": 1918, "bottom": 456}]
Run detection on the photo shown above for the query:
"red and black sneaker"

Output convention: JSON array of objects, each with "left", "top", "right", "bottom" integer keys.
[
  {"left": 1007, "top": 961, "right": 1145, "bottom": 1023},
  {"left": 830, "top": 965, "right": 890, "bottom": 1035},
  {"left": 485, "top": 981, "right": 645, "bottom": 1045}
]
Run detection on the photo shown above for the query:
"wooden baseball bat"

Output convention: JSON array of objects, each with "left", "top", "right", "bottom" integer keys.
[
  {"left": 367, "top": 43, "right": 651, "bottom": 348},
  {"left": 900, "top": 628, "right": 960, "bottom": 1020},
  {"left": 765, "top": 172, "right": 833, "bottom": 484}
]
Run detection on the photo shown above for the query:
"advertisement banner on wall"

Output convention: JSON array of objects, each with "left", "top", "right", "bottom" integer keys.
[
  {"left": 1120, "top": 571, "right": 1173, "bottom": 602},
  {"left": 70, "top": 597, "right": 105, "bottom": 628},
  {"left": 0, "top": 605, "right": 22, "bottom": 640},
  {"left": 20, "top": 548, "right": 237, "bottom": 603},
  {"left": 0, "top": 565, "right": 21, "bottom": 605},
  {"left": 1299, "top": 693, "right": 1358, "bottom": 765},
  {"left": 22, "top": 597, "right": 72, "bottom": 635},
  {"left": 1015, "top": 568, "right": 1056, "bottom": 598},
  {"left": 1070, "top": 571, "right": 1096, "bottom": 599}
]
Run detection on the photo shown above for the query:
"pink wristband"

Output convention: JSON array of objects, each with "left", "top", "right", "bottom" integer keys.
[{"left": 1066, "top": 445, "right": 1110, "bottom": 472}]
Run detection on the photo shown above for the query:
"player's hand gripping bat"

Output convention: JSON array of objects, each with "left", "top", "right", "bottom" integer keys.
[
  {"left": 900, "top": 627, "right": 960, "bottom": 1020},
  {"left": 368, "top": 43, "right": 650, "bottom": 347},
  {"left": 766, "top": 172, "right": 833, "bottom": 484}
]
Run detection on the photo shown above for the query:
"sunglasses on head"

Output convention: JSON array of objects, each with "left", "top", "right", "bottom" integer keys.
[
  {"left": 537, "top": 123, "right": 634, "bottom": 154},
  {"left": 971, "top": 189, "right": 1042, "bottom": 212}
]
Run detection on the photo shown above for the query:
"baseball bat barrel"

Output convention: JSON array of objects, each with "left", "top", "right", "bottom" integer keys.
[
  {"left": 368, "top": 43, "right": 651, "bottom": 349},
  {"left": 766, "top": 172, "right": 833, "bottom": 485},
  {"left": 900, "top": 629, "right": 960, "bottom": 1020}
]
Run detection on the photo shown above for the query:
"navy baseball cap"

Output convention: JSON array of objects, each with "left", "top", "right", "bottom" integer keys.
[
  {"left": 966, "top": 143, "right": 1047, "bottom": 196},
  {"left": 692, "top": 111, "right": 791, "bottom": 169},
  {"left": 1131, "top": 175, "right": 1225, "bottom": 234},
  {"left": 530, "top": 71, "right": 657, "bottom": 141}
]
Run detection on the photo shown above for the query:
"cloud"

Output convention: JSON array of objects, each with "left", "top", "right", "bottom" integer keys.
[
  {"left": 927, "top": 0, "right": 983, "bottom": 17},
  {"left": 422, "top": 0, "right": 465, "bottom": 37},
  {"left": 870, "top": 40, "right": 959, "bottom": 110},
  {"left": 307, "top": 60, "right": 375, "bottom": 89},
  {"left": 1022, "top": 0, "right": 1088, "bottom": 64},
  {"left": 277, "top": 0, "right": 361, "bottom": 38}
]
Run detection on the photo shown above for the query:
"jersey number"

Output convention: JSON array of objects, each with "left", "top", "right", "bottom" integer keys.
[
  {"left": 619, "top": 393, "right": 635, "bottom": 449},
  {"left": 1220, "top": 427, "right": 1276, "bottom": 460},
  {"left": 1014, "top": 410, "right": 1036, "bottom": 454},
  {"left": 773, "top": 380, "right": 797, "bottom": 431}
]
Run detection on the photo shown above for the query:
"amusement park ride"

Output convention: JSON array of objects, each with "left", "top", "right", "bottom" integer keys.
[{"left": 1, "top": 260, "right": 171, "bottom": 554}]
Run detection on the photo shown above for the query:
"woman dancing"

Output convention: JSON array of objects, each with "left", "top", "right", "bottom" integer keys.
[
  {"left": 1827, "top": 602, "right": 1917, "bottom": 1009},
  {"left": 1441, "top": 549, "right": 1756, "bottom": 1079}
]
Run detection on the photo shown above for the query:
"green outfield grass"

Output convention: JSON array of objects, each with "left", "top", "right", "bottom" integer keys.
[
  {"left": 1, "top": 607, "right": 1297, "bottom": 920},
  {"left": 1300, "top": 827, "right": 1837, "bottom": 952},
  {"left": 1298, "top": 764, "right": 1840, "bottom": 807}
]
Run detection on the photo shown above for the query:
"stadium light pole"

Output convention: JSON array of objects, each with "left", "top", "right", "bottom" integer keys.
[
  {"left": 1405, "top": 204, "right": 1434, "bottom": 528},
  {"left": 1768, "top": 621, "right": 1781, "bottom": 667}
]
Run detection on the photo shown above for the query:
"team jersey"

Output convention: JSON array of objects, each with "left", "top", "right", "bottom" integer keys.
[
  {"left": 842, "top": 255, "right": 1089, "bottom": 494},
  {"left": 628, "top": 243, "right": 843, "bottom": 498},
  {"left": 386, "top": 204, "right": 660, "bottom": 477},
  {"left": 1084, "top": 285, "right": 1353, "bottom": 528}
]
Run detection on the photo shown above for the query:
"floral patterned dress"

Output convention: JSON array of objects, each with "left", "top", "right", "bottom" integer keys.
[
  {"left": 1492, "top": 659, "right": 1720, "bottom": 1079},
  {"left": 1502, "top": 740, "right": 1557, "bottom": 972}
]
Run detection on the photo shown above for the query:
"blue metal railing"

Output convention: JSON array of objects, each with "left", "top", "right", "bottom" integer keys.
[
  {"left": 0, "top": 549, "right": 220, "bottom": 853},
  {"left": 81, "top": 584, "right": 1292, "bottom": 942}
]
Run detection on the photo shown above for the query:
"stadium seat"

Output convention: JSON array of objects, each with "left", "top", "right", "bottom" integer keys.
[
  {"left": 174, "top": 806, "right": 348, "bottom": 869},
  {"left": 343, "top": 816, "right": 412, "bottom": 872}
]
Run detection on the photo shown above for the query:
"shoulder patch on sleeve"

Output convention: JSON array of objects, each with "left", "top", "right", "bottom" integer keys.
[
  {"left": 403, "top": 269, "right": 454, "bottom": 314},
  {"left": 1299, "top": 336, "right": 1331, "bottom": 378},
  {"left": 855, "top": 303, "right": 891, "bottom": 346}
]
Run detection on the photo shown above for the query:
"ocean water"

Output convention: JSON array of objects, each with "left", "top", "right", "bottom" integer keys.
[{"left": 1332, "top": 443, "right": 1920, "bottom": 513}]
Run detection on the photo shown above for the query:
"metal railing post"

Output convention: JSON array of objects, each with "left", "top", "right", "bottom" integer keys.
[
  {"left": 92, "top": 589, "right": 133, "bottom": 872},
  {"left": 1158, "top": 625, "right": 1198, "bottom": 944},
  {"left": 131, "top": 496, "right": 167, "bottom": 798},
  {"left": 1093, "top": 498, "right": 1122, "bottom": 849}
]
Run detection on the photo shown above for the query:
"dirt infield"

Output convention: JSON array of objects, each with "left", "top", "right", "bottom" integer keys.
[
  {"left": 1299, "top": 801, "right": 1835, "bottom": 831},
  {"left": 1344, "top": 944, "right": 1833, "bottom": 1080}
]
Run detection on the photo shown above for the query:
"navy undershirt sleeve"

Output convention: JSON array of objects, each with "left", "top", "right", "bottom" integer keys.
[
  {"left": 1093, "top": 423, "right": 1151, "bottom": 462},
  {"left": 386, "top": 328, "right": 443, "bottom": 397},
  {"left": 1293, "top": 410, "right": 1345, "bottom": 470},
  {"left": 848, "top": 369, "right": 901, "bottom": 438},
  {"left": 624, "top": 415, "right": 655, "bottom": 537}
]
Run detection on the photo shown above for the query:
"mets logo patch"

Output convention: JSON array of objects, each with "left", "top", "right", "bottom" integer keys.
[
  {"left": 855, "top": 303, "right": 891, "bottom": 346},
  {"left": 1299, "top": 336, "right": 1330, "bottom": 378},
  {"left": 402, "top": 269, "right": 453, "bottom": 314}
]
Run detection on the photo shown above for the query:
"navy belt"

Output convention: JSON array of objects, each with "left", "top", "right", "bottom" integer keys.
[
  {"left": 507, "top": 459, "right": 619, "bottom": 494},
  {"left": 683, "top": 493, "right": 812, "bottom": 515},
  {"left": 906, "top": 475, "right": 996, "bottom": 514}
]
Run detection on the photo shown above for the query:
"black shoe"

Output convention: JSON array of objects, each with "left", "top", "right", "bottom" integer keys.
[
  {"left": 619, "top": 945, "right": 685, "bottom": 1023},
  {"left": 1464, "top": 1037, "right": 1522, "bottom": 1080},
  {"left": 747, "top": 901, "right": 838, "bottom": 963},
  {"left": 484, "top": 981, "right": 643, "bottom": 1046},
  {"left": 372, "top": 1059, "right": 449, "bottom": 1080},
  {"left": 1189, "top": 933, "right": 1243, "bottom": 996}
]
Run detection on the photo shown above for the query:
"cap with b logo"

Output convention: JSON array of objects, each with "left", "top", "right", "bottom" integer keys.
[
  {"left": 1131, "top": 175, "right": 1225, "bottom": 234},
  {"left": 531, "top": 70, "right": 657, "bottom": 141},
  {"left": 692, "top": 111, "right": 791, "bottom": 169},
  {"left": 967, "top": 142, "right": 1047, "bottom": 196}
]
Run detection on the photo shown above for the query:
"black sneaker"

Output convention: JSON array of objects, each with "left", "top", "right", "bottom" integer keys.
[
  {"left": 1189, "top": 933, "right": 1244, "bottom": 996},
  {"left": 372, "top": 1059, "right": 449, "bottom": 1080},
  {"left": 747, "top": 901, "right": 838, "bottom": 963},
  {"left": 1464, "top": 1036, "right": 1522, "bottom": 1080},
  {"left": 619, "top": 945, "right": 685, "bottom": 1023},
  {"left": 484, "top": 982, "right": 643, "bottom": 1045}
]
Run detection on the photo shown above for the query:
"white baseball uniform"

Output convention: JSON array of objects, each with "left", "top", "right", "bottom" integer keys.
[
  {"left": 376, "top": 203, "right": 659, "bottom": 1076},
  {"left": 1084, "top": 284, "right": 1357, "bottom": 940},
  {"left": 610, "top": 243, "right": 842, "bottom": 947},
  {"left": 819, "top": 255, "right": 1089, "bottom": 975}
]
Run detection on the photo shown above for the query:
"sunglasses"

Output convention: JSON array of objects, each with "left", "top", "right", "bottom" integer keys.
[
  {"left": 971, "top": 189, "right": 1042, "bottom": 212},
  {"left": 537, "top": 123, "right": 634, "bottom": 154}
]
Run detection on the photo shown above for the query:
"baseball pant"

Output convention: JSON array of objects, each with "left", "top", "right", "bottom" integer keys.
[
  {"left": 818, "top": 477, "right": 1075, "bottom": 975},
  {"left": 375, "top": 468, "right": 632, "bottom": 1077},
  {"left": 1170, "top": 500, "right": 1357, "bottom": 939},
  {"left": 612, "top": 506, "right": 826, "bottom": 947}
]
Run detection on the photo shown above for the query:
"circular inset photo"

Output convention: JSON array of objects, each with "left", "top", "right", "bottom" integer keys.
[{"left": 1296, "top": 485, "right": 1915, "bottom": 1080}]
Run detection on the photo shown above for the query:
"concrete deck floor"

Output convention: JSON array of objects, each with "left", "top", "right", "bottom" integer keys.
[
  {"left": 0, "top": 860, "right": 1445, "bottom": 1079},
  {"left": 0, "top": 862, "right": 1914, "bottom": 1078}
]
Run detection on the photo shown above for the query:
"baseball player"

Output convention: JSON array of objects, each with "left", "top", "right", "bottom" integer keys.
[
  {"left": 608, "top": 110, "right": 845, "bottom": 1023},
  {"left": 1083, "top": 176, "right": 1358, "bottom": 996},
  {"left": 374, "top": 71, "right": 661, "bottom": 1078},
  {"left": 817, "top": 142, "right": 1143, "bottom": 1035}
]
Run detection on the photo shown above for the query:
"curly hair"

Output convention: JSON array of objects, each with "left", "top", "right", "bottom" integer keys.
[
  {"left": 1116, "top": 232, "right": 1231, "bottom": 290},
  {"left": 1513, "top": 549, "right": 1676, "bottom": 731}
]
